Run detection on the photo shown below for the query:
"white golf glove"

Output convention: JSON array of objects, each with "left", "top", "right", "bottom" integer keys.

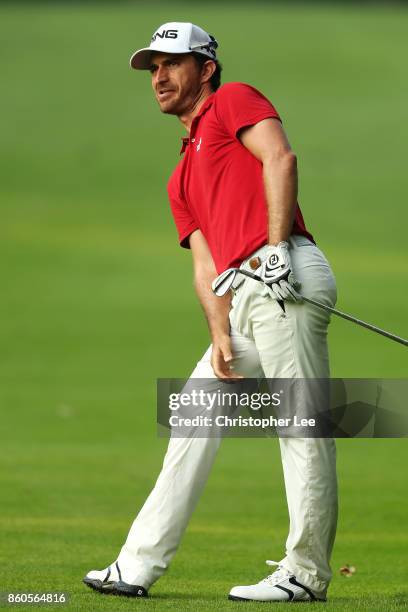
[{"left": 260, "top": 242, "right": 301, "bottom": 302}]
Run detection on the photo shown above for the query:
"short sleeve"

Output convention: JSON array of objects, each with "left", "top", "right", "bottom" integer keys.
[
  {"left": 167, "top": 170, "right": 198, "bottom": 249},
  {"left": 215, "top": 82, "right": 281, "bottom": 139}
]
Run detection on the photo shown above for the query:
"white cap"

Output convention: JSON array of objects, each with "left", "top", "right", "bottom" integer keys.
[{"left": 130, "top": 22, "right": 218, "bottom": 70}]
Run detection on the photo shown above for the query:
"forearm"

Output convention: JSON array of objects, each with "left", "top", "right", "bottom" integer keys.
[
  {"left": 194, "top": 270, "right": 231, "bottom": 340},
  {"left": 189, "top": 229, "right": 236, "bottom": 378},
  {"left": 263, "top": 152, "right": 298, "bottom": 245}
]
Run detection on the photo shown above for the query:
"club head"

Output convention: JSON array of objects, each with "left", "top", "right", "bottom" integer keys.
[{"left": 212, "top": 268, "right": 239, "bottom": 296}]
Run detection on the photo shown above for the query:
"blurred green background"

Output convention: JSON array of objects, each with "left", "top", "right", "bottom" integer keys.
[{"left": 0, "top": 2, "right": 407, "bottom": 610}]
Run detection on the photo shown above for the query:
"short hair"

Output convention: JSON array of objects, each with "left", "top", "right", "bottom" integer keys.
[{"left": 191, "top": 52, "right": 222, "bottom": 91}]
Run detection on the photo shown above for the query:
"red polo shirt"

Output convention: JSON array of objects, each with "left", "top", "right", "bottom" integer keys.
[{"left": 167, "top": 82, "right": 314, "bottom": 273}]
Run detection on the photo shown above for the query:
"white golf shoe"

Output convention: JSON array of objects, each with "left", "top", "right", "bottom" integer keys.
[
  {"left": 229, "top": 560, "right": 326, "bottom": 602},
  {"left": 83, "top": 561, "right": 148, "bottom": 597}
]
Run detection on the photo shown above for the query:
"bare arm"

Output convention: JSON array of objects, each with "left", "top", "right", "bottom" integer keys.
[
  {"left": 239, "top": 118, "right": 298, "bottom": 245},
  {"left": 189, "top": 229, "right": 241, "bottom": 379}
]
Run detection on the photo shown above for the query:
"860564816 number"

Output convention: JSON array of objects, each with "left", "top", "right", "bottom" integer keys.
[{"left": 0, "top": 592, "right": 69, "bottom": 605}]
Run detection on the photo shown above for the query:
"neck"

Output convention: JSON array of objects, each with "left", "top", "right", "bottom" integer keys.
[{"left": 178, "top": 87, "right": 213, "bottom": 132}]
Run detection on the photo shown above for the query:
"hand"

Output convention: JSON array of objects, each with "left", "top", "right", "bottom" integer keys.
[
  {"left": 260, "top": 242, "right": 301, "bottom": 301},
  {"left": 210, "top": 334, "right": 243, "bottom": 380}
]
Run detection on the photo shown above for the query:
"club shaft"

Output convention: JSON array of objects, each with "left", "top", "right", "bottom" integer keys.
[
  {"left": 301, "top": 296, "right": 408, "bottom": 347},
  {"left": 236, "top": 268, "right": 408, "bottom": 347}
]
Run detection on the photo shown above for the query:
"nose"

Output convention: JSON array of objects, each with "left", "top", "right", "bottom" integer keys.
[{"left": 154, "top": 64, "right": 169, "bottom": 86}]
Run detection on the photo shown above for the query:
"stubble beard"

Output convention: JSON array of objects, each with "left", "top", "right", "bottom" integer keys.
[
  {"left": 157, "top": 93, "right": 191, "bottom": 117},
  {"left": 157, "top": 99, "right": 180, "bottom": 115},
  {"left": 156, "top": 83, "right": 203, "bottom": 117}
]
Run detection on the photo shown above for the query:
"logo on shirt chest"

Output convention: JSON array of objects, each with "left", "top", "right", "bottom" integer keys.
[{"left": 190, "top": 136, "right": 203, "bottom": 153}]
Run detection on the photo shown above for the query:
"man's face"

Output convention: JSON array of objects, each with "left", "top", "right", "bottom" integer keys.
[{"left": 150, "top": 52, "right": 204, "bottom": 115}]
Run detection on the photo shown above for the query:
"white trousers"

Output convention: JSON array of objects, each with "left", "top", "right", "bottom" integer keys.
[{"left": 117, "top": 237, "right": 338, "bottom": 597}]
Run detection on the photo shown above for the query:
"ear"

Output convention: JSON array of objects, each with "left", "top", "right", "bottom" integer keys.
[{"left": 200, "top": 60, "right": 216, "bottom": 85}]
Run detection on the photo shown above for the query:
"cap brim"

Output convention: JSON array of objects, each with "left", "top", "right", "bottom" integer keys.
[
  {"left": 130, "top": 47, "right": 198, "bottom": 70},
  {"left": 130, "top": 48, "right": 154, "bottom": 70}
]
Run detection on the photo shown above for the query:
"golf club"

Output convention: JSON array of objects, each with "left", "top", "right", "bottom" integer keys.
[{"left": 212, "top": 267, "right": 408, "bottom": 347}]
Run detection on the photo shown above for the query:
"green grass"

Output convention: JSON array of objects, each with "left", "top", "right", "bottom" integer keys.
[{"left": 1, "top": 2, "right": 407, "bottom": 610}]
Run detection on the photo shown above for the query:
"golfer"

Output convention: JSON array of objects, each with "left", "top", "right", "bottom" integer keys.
[{"left": 84, "top": 22, "right": 338, "bottom": 602}]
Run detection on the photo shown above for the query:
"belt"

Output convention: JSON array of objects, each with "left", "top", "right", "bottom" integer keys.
[{"left": 231, "top": 235, "right": 314, "bottom": 291}]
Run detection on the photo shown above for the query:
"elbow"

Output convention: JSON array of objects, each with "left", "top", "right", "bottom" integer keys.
[
  {"left": 284, "top": 150, "right": 297, "bottom": 169},
  {"left": 193, "top": 264, "right": 217, "bottom": 286},
  {"left": 263, "top": 150, "right": 297, "bottom": 171}
]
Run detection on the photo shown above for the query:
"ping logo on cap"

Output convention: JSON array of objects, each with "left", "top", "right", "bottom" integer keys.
[
  {"left": 130, "top": 22, "right": 218, "bottom": 70},
  {"left": 151, "top": 29, "right": 179, "bottom": 42}
]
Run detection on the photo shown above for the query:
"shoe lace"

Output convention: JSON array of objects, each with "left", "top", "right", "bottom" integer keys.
[{"left": 261, "top": 560, "right": 292, "bottom": 585}]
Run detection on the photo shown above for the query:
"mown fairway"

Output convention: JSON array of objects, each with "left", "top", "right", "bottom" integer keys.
[{"left": 1, "top": 2, "right": 407, "bottom": 610}]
